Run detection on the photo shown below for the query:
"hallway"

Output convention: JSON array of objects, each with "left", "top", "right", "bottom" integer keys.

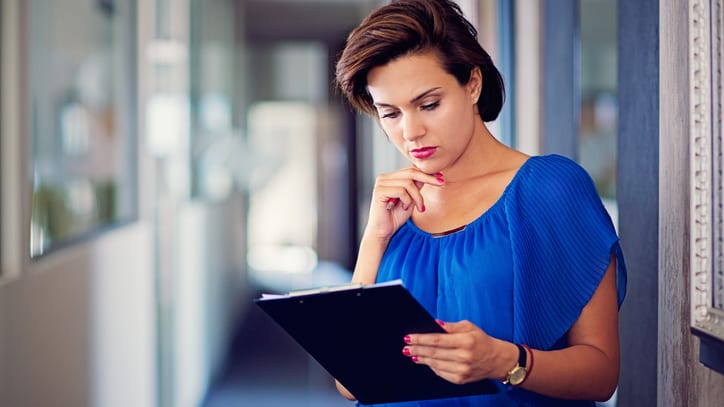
[{"left": 202, "top": 292, "right": 356, "bottom": 407}]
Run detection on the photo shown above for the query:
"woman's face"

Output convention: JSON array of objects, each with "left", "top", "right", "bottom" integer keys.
[{"left": 366, "top": 51, "right": 481, "bottom": 175}]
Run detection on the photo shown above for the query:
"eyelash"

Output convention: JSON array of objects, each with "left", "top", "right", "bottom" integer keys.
[
  {"left": 421, "top": 101, "right": 440, "bottom": 111},
  {"left": 380, "top": 101, "right": 440, "bottom": 119}
]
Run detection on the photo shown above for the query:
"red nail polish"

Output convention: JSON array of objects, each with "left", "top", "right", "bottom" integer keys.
[
  {"left": 436, "top": 319, "right": 445, "bottom": 326},
  {"left": 402, "top": 347, "right": 411, "bottom": 356},
  {"left": 412, "top": 356, "right": 419, "bottom": 363},
  {"left": 437, "top": 177, "right": 445, "bottom": 184},
  {"left": 420, "top": 205, "right": 426, "bottom": 212},
  {"left": 404, "top": 335, "right": 411, "bottom": 344}
]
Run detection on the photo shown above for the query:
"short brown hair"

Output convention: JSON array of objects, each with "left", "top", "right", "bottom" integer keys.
[{"left": 335, "top": 0, "right": 505, "bottom": 122}]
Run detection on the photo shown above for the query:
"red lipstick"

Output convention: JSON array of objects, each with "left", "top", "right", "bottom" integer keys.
[{"left": 410, "top": 147, "right": 437, "bottom": 159}]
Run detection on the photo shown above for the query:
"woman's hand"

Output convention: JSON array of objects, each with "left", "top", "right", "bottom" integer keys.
[
  {"left": 366, "top": 167, "right": 445, "bottom": 241},
  {"left": 351, "top": 167, "right": 443, "bottom": 286},
  {"left": 335, "top": 379, "right": 356, "bottom": 401},
  {"left": 401, "top": 320, "right": 516, "bottom": 385}
]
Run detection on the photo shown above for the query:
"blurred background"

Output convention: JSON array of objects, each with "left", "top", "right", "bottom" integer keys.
[{"left": 2, "top": 0, "right": 648, "bottom": 406}]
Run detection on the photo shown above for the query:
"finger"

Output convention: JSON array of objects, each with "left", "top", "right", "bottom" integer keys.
[
  {"left": 390, "top": 166, "right": 445, "bottom": 185},
  {"left": 403, "top": 344, "right": 470, "bottom": 363},
  {"left": 385, "top": 198, "right": 400, "bottom": 211},
  {"left": 375, "top": 182, "right": 424, "bottom": 212},
  {"left": 375, "top": 167, "right": 445, "bottom": 212},
  {"left": 377, "top": 167, "right": 441, "bottom": 184},
  {"left": 405, "top": 332, "right": 457, "bottom": 348},
  {"left": 376, "top": 188, "right": 414, "bottom": 212},
  {"left": 406, "top": 327, "right": 479, "bottom": 350},
  {"left": 436, "top": 320, "right": 476, "bottom": 334},
  {"left": 412, "top": 356, "right": 474, "bottom": 384},
  {"left": 406, "top": 169, "right": 445, "bottom": 189}
]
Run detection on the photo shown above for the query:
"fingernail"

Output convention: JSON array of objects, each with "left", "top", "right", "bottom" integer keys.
[
  {"left": 412, "top": 356, "right": 419, "bottom": 363},
  {"left": 437, "top": 176, "right": 445, "bottom": 184},
  {"left": 436, "top": 319, "right": 445, "bottom": 326},
  {"left": 404, "top": 335, "right": 411, "bottom": 344},
  {"left": 420, "top": 205, "right": 426, "bottom": 212},
  {"left": 436, "top": 172, "right": 443, "bottom": 177},
  {"left": 402, "top": 347, "right": 411, "bottom": 356}
]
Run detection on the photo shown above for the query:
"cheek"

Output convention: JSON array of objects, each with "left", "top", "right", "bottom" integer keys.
[
  {"left": 379, "top": 124, "right": 408, "bottom": 153},
  {"left": 380, "top": 122, "right": 402, "bottom": 141}
]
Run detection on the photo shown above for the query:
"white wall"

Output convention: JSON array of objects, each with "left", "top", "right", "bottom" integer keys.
[
  {"left": 0, "top": 1, "right": 158, "bottom": 406},
  {"left": 0, "top": 224, "right": 158, "bottom": 407},
  {"left": 172, "top": 196, "right": 249, "bottom": 407},
  {"left": 513, "top": 0, "right": 542, "bottom": 155}
]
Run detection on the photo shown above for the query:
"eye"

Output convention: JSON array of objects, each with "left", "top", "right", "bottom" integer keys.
[
  {"left": 421, "top": 101, "right": 440, "bottom": 111},
  {"left": 380, "top": 110, "right": 400, "bottom": 119}
]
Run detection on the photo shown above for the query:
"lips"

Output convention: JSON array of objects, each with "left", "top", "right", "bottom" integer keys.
[{"left": 410, "top": 146, "right": 437, "bottom": 159}]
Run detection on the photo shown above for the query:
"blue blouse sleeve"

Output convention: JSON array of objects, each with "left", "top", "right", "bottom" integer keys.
[{"left": 504, "top": 155, "right": 627, "bottom": 350}]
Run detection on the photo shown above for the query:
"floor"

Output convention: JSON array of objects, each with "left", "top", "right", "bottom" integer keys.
[{"left": 201, "top": 290, "right": 357, "bottom": 407}]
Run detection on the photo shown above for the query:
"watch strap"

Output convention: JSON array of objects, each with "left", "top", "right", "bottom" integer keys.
[{"left": 515, "top": 343, "right": 527, "bottom": 369}]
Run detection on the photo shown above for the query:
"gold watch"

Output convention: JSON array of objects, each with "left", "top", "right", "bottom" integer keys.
[{"left": 502, "top": 344, "right": 528, "bottom": 386}]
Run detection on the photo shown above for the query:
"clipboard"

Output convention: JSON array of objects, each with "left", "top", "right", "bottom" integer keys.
[{"left": 254, "top": 280, "right": 498, "bottom": 404}]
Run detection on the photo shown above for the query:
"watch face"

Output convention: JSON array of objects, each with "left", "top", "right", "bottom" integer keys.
[{"left": 508, "top": 366, "right": 527, "bottom": 385}]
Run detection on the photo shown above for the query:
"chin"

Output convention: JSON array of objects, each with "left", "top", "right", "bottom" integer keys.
[{"left": 410, "top": 159, "right": 442, "bottom": 173}]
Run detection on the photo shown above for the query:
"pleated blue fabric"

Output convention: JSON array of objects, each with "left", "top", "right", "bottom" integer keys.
[{"left": 359, "top": 154, "right": 627, "bottom": 407}]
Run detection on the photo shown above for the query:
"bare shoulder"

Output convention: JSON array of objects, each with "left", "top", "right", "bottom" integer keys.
[
  {"left": 492, "top": 149, "right": 530, "bottom": 182},
  {"left": 503, "top": 149, "right": 530, "bottom": 173}
]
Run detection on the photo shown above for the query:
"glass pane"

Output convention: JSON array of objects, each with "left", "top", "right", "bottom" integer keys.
[
  {"left": 244, "top": 43, "right": 326, "bottom": 292},
  {"left": 28, "top": 0, "right": 137, "bottom": 256},
  {"left": 578, "top": 0, "right": 618, "bottom": 224},
  {"left": 190, "top": 0, "right": 236, "bottom": 200}
]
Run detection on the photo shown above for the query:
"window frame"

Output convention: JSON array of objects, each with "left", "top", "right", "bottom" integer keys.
[
  {"left": 690, "top": 0, "right": 724, "bottom": 351},
  {"left": 24, "top": 0, "right": 140, "bottom": 258},
  {"left": 1, "top": 0, "right": 26, "bottom": 283}
]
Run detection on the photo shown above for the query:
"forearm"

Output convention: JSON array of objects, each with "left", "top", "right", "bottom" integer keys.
[
  {"left": 338, "top": 220, "right": 395, "bottom": 398},
  {"left": 350, "top": 232, "right": 390, "bottom": 285},
  {"left": 519, "top": 344, "right": 619, "bottom": 401},
  {"left": 334, "top": 234, "right": 388, "bottom": 401}
]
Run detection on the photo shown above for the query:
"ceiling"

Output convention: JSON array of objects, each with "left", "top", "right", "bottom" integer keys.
[{"left": 243, "top": 0, "right": 377, "bottom": 43}]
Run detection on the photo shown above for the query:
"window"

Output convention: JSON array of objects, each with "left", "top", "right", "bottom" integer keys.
[
  {"left": 244, "top": 43, "right": 326, "bottom": 291},
  {"left": 1, "top": 0, "right": 21, "bottom": 279},
  {"left": 0, "top": 1, "right": 3, "bottom": 277},
  {"left": 28, "top": 0, "right": 137, "bottom": 256},
  {"left": 578, "top": 0, "right": 618, "bottom": 222}
]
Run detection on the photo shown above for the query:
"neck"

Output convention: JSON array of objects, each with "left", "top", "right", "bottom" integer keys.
[{"left": 439, "top": 121, "right": 510, "bottom": 183}]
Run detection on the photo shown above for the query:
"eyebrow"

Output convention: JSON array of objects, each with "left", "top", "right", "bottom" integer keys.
[{"left": 373, "top": 87, "right": 442, "bottom": 108}]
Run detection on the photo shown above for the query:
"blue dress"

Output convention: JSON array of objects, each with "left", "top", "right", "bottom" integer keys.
[{"left": 361, "top": 155, "right": 627, "bottom": 407}]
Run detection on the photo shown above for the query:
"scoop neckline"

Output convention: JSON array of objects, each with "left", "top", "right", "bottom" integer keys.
[{"left": 404, "top": 155, "right": 534, "bottom": 238}]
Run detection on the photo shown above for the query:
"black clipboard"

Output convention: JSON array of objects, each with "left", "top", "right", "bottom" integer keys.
[{"left": 254, "top": 280, "right": 498, "bottom": 404}]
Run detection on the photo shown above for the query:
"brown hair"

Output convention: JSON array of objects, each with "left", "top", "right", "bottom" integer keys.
[{"left": 335, "top": 0, "right": 505, "bottom": 122}]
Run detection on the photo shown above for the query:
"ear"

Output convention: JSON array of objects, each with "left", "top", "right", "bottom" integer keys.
[{"left": 467, "top": 66, "right": 483, "bottom": 104}]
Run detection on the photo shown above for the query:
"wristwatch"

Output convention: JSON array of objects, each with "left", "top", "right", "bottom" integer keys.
[{"left": 502, "top": 344, "right": 528, "bottom": 386}]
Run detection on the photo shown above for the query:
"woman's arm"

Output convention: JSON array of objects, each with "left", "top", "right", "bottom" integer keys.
[
  {"left": 334, "top": 228, "right": 394, "bottom": 400},
  {"left": 335, "top": 167, "right": 443, "bottom": 399},
  {"left": 404, "top": 256, "right": 620, "bottom": 401},
  {"left": 349, "top": 231, "right": 392, "bottom": 285},
  {"left": 350, "top": 167, "right": 442, "bottom": 285},
  {"left": 520, "top": 256, "right": 620, "bottom": 400}
]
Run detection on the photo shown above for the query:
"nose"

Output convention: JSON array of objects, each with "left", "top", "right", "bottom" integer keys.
[{"left": 401, "top": 113, "right": 425, "bottom": 141}]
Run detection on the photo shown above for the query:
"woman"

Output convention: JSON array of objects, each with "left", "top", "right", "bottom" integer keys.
[{"left": 334, "top": 1, "right": 627, "bottom": 406}]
